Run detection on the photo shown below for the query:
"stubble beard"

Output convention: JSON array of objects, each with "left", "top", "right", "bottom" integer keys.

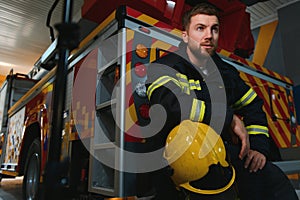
[{"left": 188, "top": 44, "right": 211, "bottom": 67}]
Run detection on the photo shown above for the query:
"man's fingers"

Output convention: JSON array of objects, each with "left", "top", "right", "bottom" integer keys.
[
  {"left": 239, "top": 147, "right": 245, "bottom": 159},
  {"left": 260, "top": 158, "right": 266, "bottom": 169},
  {"left": 239, "top": 141, "right": 247, "bottom": 159},
  {"left": 249, "top": 156, "right": 260, "bottom": 172},
  {"left": 244, "top": 153, "right": 252, "bottom": 168},
  {"left": 239, "top": 137, "right": 250, "bottom": 159},
  {"left": 245, "top": 150, "right": 267, "bottom": 172}
]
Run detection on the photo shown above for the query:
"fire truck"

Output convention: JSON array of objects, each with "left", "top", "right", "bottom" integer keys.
[{"left": 0, "top": 0, "right": 299, "bottom": 199}]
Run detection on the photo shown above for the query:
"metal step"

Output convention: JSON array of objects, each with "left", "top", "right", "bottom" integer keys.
[
  {"left": 273, "top": 160, "right": 300, "bottom": 174},
  {"left": 296, "top": 189, "right": 300, "bottom": 200}
]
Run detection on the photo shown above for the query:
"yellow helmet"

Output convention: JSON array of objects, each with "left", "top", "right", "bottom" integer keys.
[{"left": 164, "top": 120, "right": 235, "bottom": 195}]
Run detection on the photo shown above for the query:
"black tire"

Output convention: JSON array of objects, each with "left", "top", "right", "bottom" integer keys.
[{"left": 22, "top": 139, "right": 41, "bottom": 200}]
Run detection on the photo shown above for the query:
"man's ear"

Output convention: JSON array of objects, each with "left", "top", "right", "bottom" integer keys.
[{"left": 182, "top": 31, "right": 188, "bottom": 43}]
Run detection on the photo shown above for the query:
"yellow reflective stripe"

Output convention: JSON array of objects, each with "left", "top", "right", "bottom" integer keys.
[
  {"left": 176, "top": 73, "right": 201, "bottom": 93},
  {"left": 176, "top": 73, "right": 189, "bottom": 87},
  {"left": 190, "top": 98, "right": 205, "bottom": 122},
  {"left": 189, "top": 79, "right": 201, "bottom": 90},
  {"left": 176, "top": 73, "right": 190, "bottom": 95},
  {"left": 246, "top": 125, "right": 269, "bottom": 137},
  {"left": 148, "top": 73, "right": 202, "bottom": 99},
  {"left": 147, "top": 75, "right": 181, "bottom": 99},
  {"left": 233, "top": 88, "right": 257, "bottom": 110}
]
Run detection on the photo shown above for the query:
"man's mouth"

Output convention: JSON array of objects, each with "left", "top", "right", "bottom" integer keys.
[{"left": 201, "top": 44, "right": 213, "bottom": 49}]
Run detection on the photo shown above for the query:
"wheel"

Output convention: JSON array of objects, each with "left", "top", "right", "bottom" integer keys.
[{"left": 22, "top": 139, "right": 41, "bottom": 200}]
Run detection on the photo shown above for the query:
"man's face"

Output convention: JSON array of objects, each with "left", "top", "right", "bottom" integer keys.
[{"left": 182, "top": 14, "right": 219, "bottom": 60}]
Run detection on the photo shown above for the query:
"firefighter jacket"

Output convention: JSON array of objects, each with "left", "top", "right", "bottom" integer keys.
[{"left": 145, "top": 46, "right": 270, "bottom": 158}]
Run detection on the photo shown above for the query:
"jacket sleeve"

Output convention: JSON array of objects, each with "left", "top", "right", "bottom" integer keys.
[
  {"left": 145, "top": 63, "right": 208, "bottom": 149},
  {"left": 229, "top": 68, "right": 270, "bottom": 157}
]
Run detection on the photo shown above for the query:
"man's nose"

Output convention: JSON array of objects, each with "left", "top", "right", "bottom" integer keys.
[{"left": 204, "top": 29, "right": 212, "bottom": 39}]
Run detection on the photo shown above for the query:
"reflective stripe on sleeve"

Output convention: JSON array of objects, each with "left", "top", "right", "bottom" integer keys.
[
  {"left": 176, "top": 73, "right": 190, "bottom": 95},
  {"left": 176, "top": 73, "right": 202, "bottom": 94},
  {"left": 190, "top": 98, "right": 205, "bottom": 122},
  {"left": 189, "top": 79, "right": 201, "bottom": 91},
  {"left": 147, "top": 73, "right": 202, "bottom": 100},
  {"left": 246, "top": 125, "right": 269, "bottom": 137},
  {"left": 233, "top": 88, "right": 257, "bottom": 110},
  {"left": 147, "top": 75, "right": 181, "bottom": 99}
]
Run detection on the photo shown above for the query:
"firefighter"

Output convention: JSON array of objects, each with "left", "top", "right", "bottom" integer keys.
[{"left": 145, "top": 2, "right": 298, "bottom": 200}]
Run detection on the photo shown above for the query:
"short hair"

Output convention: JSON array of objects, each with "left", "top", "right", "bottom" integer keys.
[{"left": 182, "top": 2, "right": 220, "bottom": 31}]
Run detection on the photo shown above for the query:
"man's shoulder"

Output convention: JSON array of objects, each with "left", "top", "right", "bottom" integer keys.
[
  {"left": 154, "top": 51, "right": 186, "bottom": 66},
  {"left": 147, "top": 50, "right": 188, "bottom": 76},
  {"left": 213, "top": 54, "right": 239, "bottom": 75}
]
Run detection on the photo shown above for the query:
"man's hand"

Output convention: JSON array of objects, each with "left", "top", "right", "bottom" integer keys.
[
  {"left": 244, "top": 150, "right": 266, "bottom": 172},
  {"left": 231, "top": 115, "right": 250, "bottom": 160}
]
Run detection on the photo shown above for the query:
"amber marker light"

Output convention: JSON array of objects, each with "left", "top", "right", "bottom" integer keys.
[{"left": 135, "top": 43, "right": 148, "bottom": 58}]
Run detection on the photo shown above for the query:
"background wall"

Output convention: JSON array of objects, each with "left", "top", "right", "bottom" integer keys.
[
  {"left": 250, "top": 1, "right": 300, "bottom": 86},
  {"left": 278, "top": 1, "right": 300, "bottom": 86},
  {"left": 249, "top": 0, "right": 300, "bottom": 124}
]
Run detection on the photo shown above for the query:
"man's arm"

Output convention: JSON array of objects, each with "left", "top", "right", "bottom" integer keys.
[
  {"left": 231, "top": 114, "right": 250, "bottom": 160},
  {"left": 226, "top": 63, "right": 270, "bottom": 171},
  {"left": 235, "top": 91, "right": 269, "bottom": 171},
  {"left": 231, "top": 114, "right": 266, "bottom": 172}
]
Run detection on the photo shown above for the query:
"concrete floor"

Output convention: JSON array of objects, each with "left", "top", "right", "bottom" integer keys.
[
  {"left": 0, "top": 177, "right": 22, "bottom": 200},
  {"left": 0, "top": 177, "right": 299, "bottom": 200}
]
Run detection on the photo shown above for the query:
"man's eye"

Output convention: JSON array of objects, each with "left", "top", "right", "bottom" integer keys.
[
  {"left": 197, "top": 26, "right": 204, "bottom": 31},
  {"left": 212, "top": 27, "right": 219, "bottom": 33}
]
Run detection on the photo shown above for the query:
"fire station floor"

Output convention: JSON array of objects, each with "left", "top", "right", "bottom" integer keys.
[
  {"left": 0, "top": 177, "right": 299, "bottom": 200},
  {"left": 0, "top": 176, "right": 22, "bottom": 200}
]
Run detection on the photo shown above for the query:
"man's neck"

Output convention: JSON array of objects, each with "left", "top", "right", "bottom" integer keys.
[
  {"left": 186, "top": 47, "right": 218, "bottom": 76},
  {"left": 186, "top": 47, "right": 208, "bottom": 68}
]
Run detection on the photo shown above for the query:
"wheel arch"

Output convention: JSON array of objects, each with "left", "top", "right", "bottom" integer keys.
[{"left": 18, "top": 123, "right": 41, "bottom": 175}]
